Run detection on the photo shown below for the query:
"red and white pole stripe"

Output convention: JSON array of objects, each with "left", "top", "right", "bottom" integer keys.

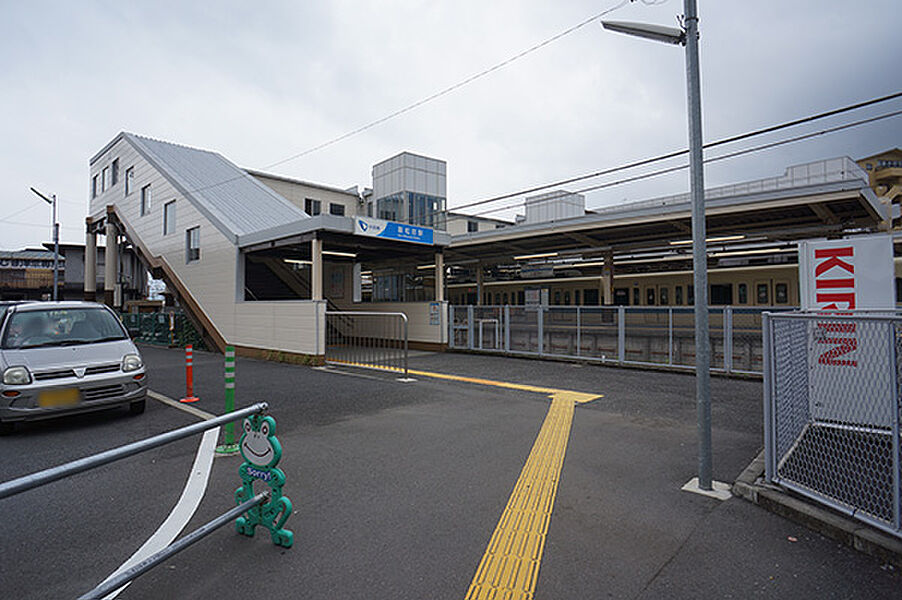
[{"left": 180, "top": 344, "right": 199, "bottom": 403}]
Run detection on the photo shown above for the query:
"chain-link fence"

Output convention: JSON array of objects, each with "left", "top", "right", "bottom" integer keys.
[
  {"left": 449, "top": 305, "right": 785, "bottom": 375},
  {"left": 120, "top": 310, "right": 207, "bottom": 351},
  {"left": 764, "top": 312, "right": 902, "bottom": 538}
]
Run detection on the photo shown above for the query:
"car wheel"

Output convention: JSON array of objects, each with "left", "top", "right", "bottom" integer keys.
[
  {"left": 0, "top": 420, "right": 15, "bottom": 436},
  {"left": 129, "top": 399, "right": 146, "bottom": 415}
]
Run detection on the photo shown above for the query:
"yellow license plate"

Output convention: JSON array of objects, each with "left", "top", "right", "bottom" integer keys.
[{"left": 38, "top": 388, "right": 80, "bottom": 407}]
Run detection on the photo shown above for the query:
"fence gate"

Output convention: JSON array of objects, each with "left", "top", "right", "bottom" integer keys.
[
  {"left": 325, "top": 311, "right": 409, "bottom": 377},
  {"left": 763, "top": 311, "right": 902, "bottom": 539}
]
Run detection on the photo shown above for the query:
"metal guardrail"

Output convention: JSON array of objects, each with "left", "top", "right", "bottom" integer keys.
[
  {"left": 120, "top": 310, "right": 207, "bottom": 350},
  {"left": 449, "top": 305, "right": 787, "bottom": 375},
  {"left": 763, "top": 311, "right": 902, "bottom": 539},
  {"left": 325, "top": 311, "right": 409, "bottom": 377}
]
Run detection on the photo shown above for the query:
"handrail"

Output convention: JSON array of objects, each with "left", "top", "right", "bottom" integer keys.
[
  {"left": 79, "top": 492, "right": 269, "bottom": 600},
  {"left": 325, "top": 311, "right": 409, "bottom": 377},
  {"left": 0, "top": 402, "right": 268, "bottom": 500}
]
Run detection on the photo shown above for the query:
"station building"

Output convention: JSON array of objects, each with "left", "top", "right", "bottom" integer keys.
[{"left": 85, "top": 131, "right": 895, "bottom": 361}]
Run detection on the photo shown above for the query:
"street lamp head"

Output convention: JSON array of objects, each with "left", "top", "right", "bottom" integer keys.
[
  {"left": 30, "top": 186, "right": 53, "bottom": 205},
  {"left": 601, "top": 20, "right": 685, "bottom": 46}
]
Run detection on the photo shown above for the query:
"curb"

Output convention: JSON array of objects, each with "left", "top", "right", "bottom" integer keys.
[{"left": 733, "top": 450, "right": 902, "bottom": 568}]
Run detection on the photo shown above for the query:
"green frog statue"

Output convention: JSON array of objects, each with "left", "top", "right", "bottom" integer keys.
[{"left": 235, "top": 414, "right": 294, "bottom": 548}]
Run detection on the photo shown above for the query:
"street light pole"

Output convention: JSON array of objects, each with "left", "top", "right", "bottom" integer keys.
[
  {"left": 603, "top": 0, "right": 712, "bottom": 490},
  {"left": 30, "top": 187, "right": 61, "bottom": 301}
]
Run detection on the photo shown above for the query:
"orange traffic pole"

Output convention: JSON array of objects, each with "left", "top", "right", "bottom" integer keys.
[{"left": 180, "top": 344, "right": 199, "bottom": 403}]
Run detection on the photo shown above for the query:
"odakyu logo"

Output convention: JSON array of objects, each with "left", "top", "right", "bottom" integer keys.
[{"left": 358, "top": 219, "right": 368, "bottom": 231}]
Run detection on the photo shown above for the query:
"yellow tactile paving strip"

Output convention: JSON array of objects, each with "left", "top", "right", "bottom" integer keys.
[{"left": 326, "top": 359, "right": 601, "bottom": 599}]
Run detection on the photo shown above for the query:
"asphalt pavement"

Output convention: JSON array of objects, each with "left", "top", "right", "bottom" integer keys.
[{"left": 0, "top": 345, "right": 898, "bottom": 599}]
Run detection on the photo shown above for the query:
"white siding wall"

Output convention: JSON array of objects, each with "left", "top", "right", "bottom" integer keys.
[
  {"left": 252, "top": 174, "right": 360, "bottom": 217},
  {"left": 89, "top": 137, "right": 323, "bottom": 355},
  {"left": 355, "top": 301, "right": 448, "bottom": 344}
]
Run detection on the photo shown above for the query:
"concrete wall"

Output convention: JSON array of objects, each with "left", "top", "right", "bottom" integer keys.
[{"left": 351, "top": 301, "right": 448, "bottom": 345}]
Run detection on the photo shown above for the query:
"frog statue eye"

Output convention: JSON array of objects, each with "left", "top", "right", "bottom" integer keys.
[
  {"left": 260, "top": 421, "right": 270, "bottom": 437},
  {"left": 243, "top": 419, "right": 252, "bottom": 434}
]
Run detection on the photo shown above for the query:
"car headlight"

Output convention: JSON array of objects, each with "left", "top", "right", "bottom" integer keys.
[
  {"left": 122, "top": 354, "right": 143, "bottom": 372},
  {"left": 3, "top": 366, "right": 32, "bottom": 385}
]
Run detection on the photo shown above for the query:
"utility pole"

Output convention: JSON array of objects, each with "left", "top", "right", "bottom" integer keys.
[{"left": 30, "top": 187, "right": 60, "bottom": 301}]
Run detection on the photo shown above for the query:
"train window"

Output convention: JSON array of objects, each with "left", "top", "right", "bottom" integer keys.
[
  {"left": 688, "top": 285, "right": 694, "bottom": 305},
  {"left": 494, "top": 293, "right": 501, "bottom": 305},
  {"left": 757, "top": 283, "right": 769, "bottom": 305},
  {"left": 660, "top": 287, "right": 669, "bottom": 305},
  {"left": 633, "top": 287, "right": 640, "bottom": 305},
  {"left": 503, "top": 293, "right": 509, "bottom": 305},
  {"left": 614, "top": 288, "right": 628, "bottom": 305},
  {"left": 554, "top": 291, "right": 561, "bottom": 305},
  {"left": 585, "top": 289, "right": 599, "bottom": 305},
  {"left": 775, "top": 283, "right": 788, "bottom": 304},
  {"left": 710, "top": 284, "right": 733, "bottom": 305},
  {"left": 738, "top": 283, "right": 748, "bottom": 304},
  {"left": 575, "top": 290, "right": 581, "bottom": 305},
  {"left": 564, "top": 291, "right": 571, "bottom": 305},
  {"left": 646, "top": 287, "right": 656, "bottom": 305},
  {"left": 675, "top": 285, "right": 683, "bottom": 305},
  {"left": 517, "top": 290, "right": 525, "bottom": 305}
]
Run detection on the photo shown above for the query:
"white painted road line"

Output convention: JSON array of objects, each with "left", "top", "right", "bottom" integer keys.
[
  {"left": 95, "top": 394, "right": 220, "bottom": 599},
  {"left": 148, "top": 389, "right": 216, "bottom": 420}
]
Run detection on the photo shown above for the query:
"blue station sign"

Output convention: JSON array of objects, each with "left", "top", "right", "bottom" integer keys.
[{"left": 354, "top": 217, "right": 434, "bottom": 245}]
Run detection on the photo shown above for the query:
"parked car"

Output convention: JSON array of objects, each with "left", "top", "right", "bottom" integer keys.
[{"left": 0, "top": 301, "right": 147, "bottom": 434}]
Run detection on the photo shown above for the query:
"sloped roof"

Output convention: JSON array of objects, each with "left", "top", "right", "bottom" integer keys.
[{"left": 122, "top": 133, "right": 309, "bottom": 243}]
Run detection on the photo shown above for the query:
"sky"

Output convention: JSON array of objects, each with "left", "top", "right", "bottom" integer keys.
[{"left": 0, "top": 0, "right": 899, "bottom": 249}]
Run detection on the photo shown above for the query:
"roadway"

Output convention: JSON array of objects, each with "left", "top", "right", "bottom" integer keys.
[{"left": 0, "top": 345, "right": 898, "bottom": 598}]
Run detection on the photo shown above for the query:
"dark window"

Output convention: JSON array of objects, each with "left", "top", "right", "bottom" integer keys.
[
  {"left": 91, "top": 175, "right": 98, "bottom": 198},
  {"left": 632, "top": 287, "right": 640, "bottom": 306},
  {"left": 710, "top": 284, "right": 733, "bottom": 305},
  {"left": 584, "top": 289, "right": 600, "bottom": 305},
  {"left": 554, "top": 291, "right": 561, "bottom": 305},
  {"left": 494, "top": 293, "right": 501, "bottom": 305},
  {"left": 140, "top": 185, "right": 151, "bottom": 216},
  {"left": 305, "top": 198, "right": 321, "bottom": 215},
  {"left": 329, "top": 203, "right": 345, "bottom": 216},
  {"left": 503, "top": 293, "right": 508, "bottom": 304},
  {"left": 467, "top": 220, "right": 479, "bottom": 233},
  {"left": 575, "top": 290, "right": 581, "bottom": 305},
  {"left": 517, "top": 290, "right": 525, "bottom": 305},
  {"left": 614, "top": 288, "right": 629, "bottom": 305},
  {"left": 163, "top": 200, "right": 175, "bottom": 235},
  {"left": 757, "top": 283, "right": 769, "bottom": 305},
  {"left": 564, "top": 291, "right": 571, "bottom": 305},
  {"left": 101, "top": 167, "right": 109, "bottom": 192},
  {"left": 646, "top": 287, "right": 656, "bottom": 305},
  {"left": 688, "top": 285, "right": 694, "bottom": 305},
  {"left": 775, "top": 283, "right": 788, "bottom": 304},
  {"left": 111, "top": 159, "right": 119, "bottom": 186},
  {"left": 675, "top": 285, "right": 683, "bottom": 305},
  {"left": 186, "top": 227, "right": 200, "bottom": 262},
  {"left": 660, "top": 287, "right": 669, "bottom": 305}
]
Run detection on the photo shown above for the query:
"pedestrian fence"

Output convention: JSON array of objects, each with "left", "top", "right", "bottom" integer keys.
[
  {"left": 763, "top": 311, "right": 902, "bottom": 539},
  {"left": 325, "top": 311, "right": 409, "bottom": 378},
  {"left": 0, "top": 403, "right": 274, "bottom": 597},
  {"left": 120, "top": 310, "right": 207, "bottom": 351},
  {"left": 449, "top": 305, "right": 787, "bottom": 375}
]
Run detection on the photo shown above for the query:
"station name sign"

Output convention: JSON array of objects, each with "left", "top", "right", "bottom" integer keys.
[{"left": 354, "top": 217, "right": 434, "bottom": 245}]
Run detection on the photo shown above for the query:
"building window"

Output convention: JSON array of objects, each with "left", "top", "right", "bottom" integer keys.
[
  {"left": 101, "top": 167, "right": 110, "bottom": 192},
  {"left": 91, "top": 175, "right": 98, "bottom": 198},
  {"left": 467, "top": 220, "right": 479, "bottom": 233},
  {"left": 111, "top": 159, "right": 119, "bottom": 186},
  {"left": 186, "top": 227, "right": 200, "bottom": 262},
  {"left": 163, "top": 200, "right": 176, "bottom": 235},
  {"left": 140, "top": 185, "right": 151, "bottom": 216},
  {"left": 329, "top": 203, "right": 345, "bottom": 216},
  {"left": 775, "top": 282, "right": 788, "bottom": 304},
  {"left": 737, "top": 283, "right": 748, "bottom": 304},
  {"left": 125, "top": 167, "right": 134, "bottom": 195},
  {"left": 304, "top": 198, "right": 321, "bottom": 216},
  {"left": 675, "top": 285, "right": 683, "bottom": 305}
]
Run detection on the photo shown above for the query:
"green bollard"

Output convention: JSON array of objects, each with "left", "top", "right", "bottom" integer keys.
[{"left": 216, "top": 345, "right": 240, "bottom": 455}]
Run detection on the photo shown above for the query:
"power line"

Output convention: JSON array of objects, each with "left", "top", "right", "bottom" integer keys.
[
  {"left": 464, "top": 108, "right": 902, "bottom": 219},
  {"left": 263, "top": 0, "right": 634, "bottom": 170},
  {"left": 0, "top": 200, "right": 46, "bottom": 223},
  {"left": 449, "top": 91, "right": 902, "bottom": 215}
]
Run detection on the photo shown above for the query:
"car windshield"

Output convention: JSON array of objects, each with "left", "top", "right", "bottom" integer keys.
[{"left": 1, "top": 307, "right": 128, "bottom": 349}]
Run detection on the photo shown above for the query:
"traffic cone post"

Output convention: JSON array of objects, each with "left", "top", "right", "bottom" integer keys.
[
  {"left": 179, "top": 345, "right": 200, "bottom": 403},
  {"left": 216, "top": 345, "right": 239, "bottom": 455}
]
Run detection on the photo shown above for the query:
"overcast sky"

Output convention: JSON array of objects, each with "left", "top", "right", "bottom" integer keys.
[{"left": 1, "top": 0, "right": 899, "bottom": 249}]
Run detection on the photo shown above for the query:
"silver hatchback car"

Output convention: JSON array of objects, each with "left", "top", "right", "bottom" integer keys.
[{"left": 0, "top": 301, "right": 147, "bottom": 434}]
